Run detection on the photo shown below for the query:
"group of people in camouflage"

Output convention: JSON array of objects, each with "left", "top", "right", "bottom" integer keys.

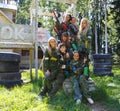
[{"left": 38, "top": 13, "right": 94, "bottom": 105}]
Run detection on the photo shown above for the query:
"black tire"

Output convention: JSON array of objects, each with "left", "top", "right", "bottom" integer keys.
[
  {"left": 0, "top": 79, "right": 23, "bottom": 88},
  {"left": 93, "top": 54, "right": 112, "bottom": 59},
  {"left": 94, "top": 72, "right": 113, "bottom": 76},
  {"left": 0, "top": 72, "right": 21, "bottom": 80},
  {"left": 93, "top": 63, "right": 112, "bottom": 68},
  {"left": 93, "top": 54, "right": 113, "bottom": 76},
  {"left": 0, "top": 62, "right": 19, "bottom": 73},
  {"left": 93, "top": 59, "right": 112, "bottom": 64},
  {"left": 0, "top": 52, "right": 21, "bottom": 62},
  {"left": 93, "top": 68, "right": 112, "bottom": 73}
]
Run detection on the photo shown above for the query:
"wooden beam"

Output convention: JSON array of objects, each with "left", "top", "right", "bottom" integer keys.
[{"left": 48, "top": 0, "right": 76, "bottom": 4}]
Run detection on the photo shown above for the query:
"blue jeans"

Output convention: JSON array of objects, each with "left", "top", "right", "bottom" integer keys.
[{"left": 71, "top": 76, "right": 82, "bottom": 101}]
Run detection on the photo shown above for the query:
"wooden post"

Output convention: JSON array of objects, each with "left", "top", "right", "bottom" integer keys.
[
  {"left": 35, "top": 0, "right": 38, "bottom": 80},
  {"left": 29, "top": 49, "right": 33, "bottom": 80}
]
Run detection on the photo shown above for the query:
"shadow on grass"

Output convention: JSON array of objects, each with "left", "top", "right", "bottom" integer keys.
[
  {"left": 92, "top": 86, "right": 120, "bottom": 111},
  {"left": 29, "top": 79, "right": 91, "bottom": 111},
  {"left": 92, "top": 87, "right": 108, "bottom": 102},
  {"left": 103, "top": 97, "right": 120, "bottom": 111},
  {"left": 47, "top": 90, "right": 91, "bottom": 111},
  {"left": 23, "top": 68, "right": 119, "bottom": 111},
  {"left": 28, "top": 77, "right": 43, "bottom": 94}
]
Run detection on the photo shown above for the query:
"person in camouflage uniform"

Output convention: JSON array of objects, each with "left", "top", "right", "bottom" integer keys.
[
  {"left": 60, "top": 32, "right": 71, "bottom": 51},
  {"left": 60, "top": 31, "right": 78, "bottom": 57},
  {"left": 69, "top": 51, "right": 94, "bottom": 104},
  {"left": 68, "top": 17, "right": 79, "bottom": 51},
  {"left": 38, "top": 37, "right": 59, "bottom": 99},
  {"left": 77, "top": 18, "right": 92, "bottom": 79},
  {"left": 69, "top": 17, "right": 79, "bottom": 40},
  {"left": 49, "top": 43, "right": 71, "bottom": 96},
  {"left": 77, "top": 18, "right": 92, "bottom": 55},
  {"left": 61, "top": 13, "right": 72, "bottom": 33},
  {"left": 69, "top": 51, "right": 83, "bottom": 104},
  {"left": 56, "top": 13, "right": 72, "bottom": 41},
  {"left": 58, "top": 43, "right": 71, "bottom": 78}
]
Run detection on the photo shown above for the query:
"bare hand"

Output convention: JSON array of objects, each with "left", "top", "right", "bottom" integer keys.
[
  {"left": 84, "top": 57, "right": 87, "bottom": 63},
  {"left": 45, "top": 70, "right": 50, "bottom": 76},
  {"left": 77, "top": 34, "right": 81, "bottom": 40},
  {"left": 66, "top": 53, "right": 70, "bottom": 58}
]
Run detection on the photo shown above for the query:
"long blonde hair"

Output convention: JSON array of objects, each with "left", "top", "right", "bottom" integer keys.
[
  {"left": 79, "top": 18, "right": 89, "bottom": 35},
  {"left": 47, "top": 37, "right": 57, "bottom": 55}
]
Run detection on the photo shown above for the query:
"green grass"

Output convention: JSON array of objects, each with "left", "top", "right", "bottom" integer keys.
[
  {"left": 0, "top": 65, "right": 120, "bottom": 111},
  {"left": 91, "top": 65, "right": 120, "bottom": 111}
]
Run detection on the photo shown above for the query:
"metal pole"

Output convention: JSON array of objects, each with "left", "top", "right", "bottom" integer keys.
[
  {"left": 95, "top": 19, "right": 98, "bottom": 54},
  {"left": 73, "top": 3, "right": 76, "bottom": 17},
  {"left": 95, "top": 0, "right": 98, "bottom": 54},
  {"left": 30, "top": 7, "right": 33, "bottom": 25},
  {"left": 104, "top": 0, "right": 108, "bottom": 54},
  {"left": 35, "top": 0, "right": 38, "bottom": 80}
]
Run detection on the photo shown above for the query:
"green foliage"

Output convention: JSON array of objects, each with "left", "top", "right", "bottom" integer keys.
[
  {"left": 0, "top": 69, "right": 90, "bottom": 111},
  {"left": 91, "top": 65, "right": 120, "bottom": 111},
  {"left": 110, "top": 0, "right": 120, "bottom": 35},
  {"left": 37, "top": 1, "right": 69, "bottom": 36},
  {"left": 109, "top": 0, "right": 120, "bottom": 55},
  {"left": 112, "top": 54, "right": 120, "bottom": 64},
  {"left": 76, "top": 0, "right": 91, "bottom": 18},
  {"left": 16, "top": 0, "right": 93, "bottom": 36},
  {"left": 16, "top": 0, "right": 31, "bottom": 24},
  {"left": 0, "top": 65, "right": 120, "bottom": 111}
]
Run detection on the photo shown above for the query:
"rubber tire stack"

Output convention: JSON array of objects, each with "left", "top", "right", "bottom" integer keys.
[
  {"left": 93, "top": 54, "right": 113, "bottom": 76},
  {"left": 0, "top": 52, "right": 22, "bottom": 87}
]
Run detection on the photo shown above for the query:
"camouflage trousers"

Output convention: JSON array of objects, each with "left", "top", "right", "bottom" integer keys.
[
  {"left": 39, "top": 69, "right": 58, "bottom": 96},
  {"left": 79, "top": 75, "right": 91, "bottom": 98},
  {"left": 49, "top": 71, "right": 66, "bottom": 96}
]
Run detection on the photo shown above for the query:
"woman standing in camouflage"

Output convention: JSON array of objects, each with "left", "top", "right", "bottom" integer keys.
[
  {"left": 77, "top": 18, "right": 92, "bottom": 57},
  {"left": 38, "top": 37, "right": 59, "bottom": 100},
  {"left": 77, "top": 18, "right": 92, "bottom": 79}
]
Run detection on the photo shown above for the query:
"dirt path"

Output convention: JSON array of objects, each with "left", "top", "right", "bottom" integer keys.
[{"left": 87, "top": 102, "right": 108, "bottom": 111}]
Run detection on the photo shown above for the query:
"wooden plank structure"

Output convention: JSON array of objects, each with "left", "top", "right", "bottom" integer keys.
[
  {"left": 0, "top": 18, "right": 34, "bottom": 79},
  {"left": 0, "top": 10, "right": 13, "bottom": 24}
]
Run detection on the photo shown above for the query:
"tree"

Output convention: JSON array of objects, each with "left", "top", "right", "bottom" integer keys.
[
  {"left": 109, "top": 0, "right": 120, "bottom": 55},
  {"left": 76, "top": 0, "right": 91, "bottom": 18},
  {"left": 37, "top": 0, "right": 69, "bottom": 36},
  {"left": 16, "top": 0, "right": 31, "bottom": 24},
  {"left": 88, "top": 0, "right": 119, "bottom": 54},
  {"left": 110, "top": 0, "right": 120, "bottom": 40}
]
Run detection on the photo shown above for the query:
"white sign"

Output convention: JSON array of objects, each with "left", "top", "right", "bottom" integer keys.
[
  {"left": 0, "top": 23, "right": 34, "bottom": 48},
  {"left": 37, "top": 28, "right": 50, "bottom": 42}
]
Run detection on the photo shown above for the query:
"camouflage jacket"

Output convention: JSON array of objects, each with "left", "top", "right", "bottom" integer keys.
[
  {"left": 69, "top": 59, "right": 84, "bottom": 76},
  {"left": 77, "top": 28, "right": 92, "bottom": 52},
  {"left": 68, "top": 24, "right": 79, "bottom": 39},
  {"left": 57, "top": 51, "right": 71, "bottom": 72},
  {"left": 43, "top": 48, "right": 58, "bottom": 72}
]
